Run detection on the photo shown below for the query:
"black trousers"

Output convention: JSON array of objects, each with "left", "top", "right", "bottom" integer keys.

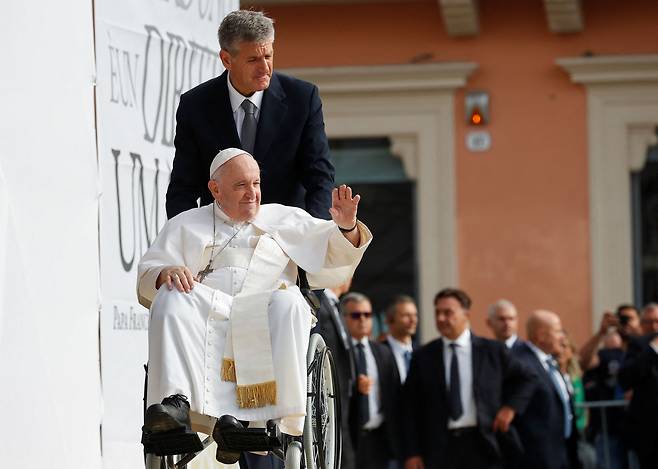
[
  {"left": 636, "top": 445, "right": 658, "bottom": 469},
  {"left": 355, "top": 425, "right": 392, "bottom": 469},
  {"left": 440, "top": 427, "right": 502, "bottom": 469},
  {"left": 341, "top": 427, "right": 357, "bottom": 469},
  {"left": 239, "top": 452, "right": 284, "bottom": 469}
]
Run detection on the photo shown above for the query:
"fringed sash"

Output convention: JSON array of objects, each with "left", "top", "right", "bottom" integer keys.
[{"left": 220, "top": 235, "right": 290, "bottom": 408}]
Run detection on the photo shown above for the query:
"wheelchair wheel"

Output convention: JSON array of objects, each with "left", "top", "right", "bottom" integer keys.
[{"left": 303, "top": 334, "right": 341, "bottom": 469}]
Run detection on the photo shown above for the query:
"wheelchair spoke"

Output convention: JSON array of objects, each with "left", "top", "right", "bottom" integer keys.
[{"left": 304, "top": 333, "right": 342, "bottom": 469}]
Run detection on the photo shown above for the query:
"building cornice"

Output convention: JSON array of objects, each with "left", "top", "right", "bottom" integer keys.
[
  {"left": 557, "top": 54, "right": 658, "bottom": 84},
  {"left": 280, "top": 62, "right": 477, "bottom": 93}
]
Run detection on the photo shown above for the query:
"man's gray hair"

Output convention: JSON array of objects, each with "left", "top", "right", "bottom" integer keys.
[
  {"left": 642, "top": 302, "right": 658, "bottom": 316},
  {"left": 218, "top": 10, "right": 275, "bottom": 55},
  {"left": 385, "top": 294, "right": 416, "bottom": 322},
  {"left": 340, "top": 291, "right": 370, "bottom": 315},
  {"left": 487, "top": 299, "right": 517, "bottom": 319}
]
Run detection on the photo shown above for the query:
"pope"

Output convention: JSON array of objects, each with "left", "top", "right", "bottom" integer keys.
[{"left": 137, "top": 148, "right": 372, "bottom": 463}]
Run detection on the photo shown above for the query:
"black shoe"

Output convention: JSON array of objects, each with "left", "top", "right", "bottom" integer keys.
[
  {"left": 212, "top": 415, "right": 243, "bottom": 464},
  {"left": 142, "top": 394, "right": 203, "bottom": 456},
  {"left": 212, "top": 415, "right": 283, "bottom": 464},
  {"left": 143, "top": 394, "right": 192, "bottom": 433}
]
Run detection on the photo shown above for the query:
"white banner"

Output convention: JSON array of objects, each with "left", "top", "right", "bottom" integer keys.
[
  {"left": 1, "top": 2, "right": 100, "bottom": 467},
  {"left": 94, "top": 1, "right": 237, "bottom": 466}
]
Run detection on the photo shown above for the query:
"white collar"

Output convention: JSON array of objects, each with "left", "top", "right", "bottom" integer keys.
[
  {"left": 227, "top": 73, "right": 264, "bottom": 113},
  {"left": 443, "top": 328, "right": 471, "bottom": 348},
  {"left": 352, "top": 336, "right": 369, "bottom": 347},
  {"left": 214, "top": 202, "right": 252, "bottom": 227},
  {"left": 526, "top": 340, "right": 552, "bottom": 366},
  {"left": 387, "top": 335, "right": 413, "bottom": 352},
  {"left": 323, "top": 288, "right": 339, "bottom": 304},
  {"left": 505, "top": 334, "right": 518, "bottom": 348}
]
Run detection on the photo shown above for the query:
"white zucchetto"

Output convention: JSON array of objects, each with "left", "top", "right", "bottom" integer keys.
[{"left": 209, "top": 148, "right": 251, "bottom": 178}]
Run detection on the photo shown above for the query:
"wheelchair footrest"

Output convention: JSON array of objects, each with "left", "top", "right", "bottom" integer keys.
[
  {"left": 142, "top": 428, "right": 204, "bottom": 456},
  {"left": 220, "top": 427, "right": 282, "bottom": 452}
]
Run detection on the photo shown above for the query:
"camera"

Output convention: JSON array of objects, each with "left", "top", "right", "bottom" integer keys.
[{"left": 618, "top": 314, "right": 631, "bottom": 327}]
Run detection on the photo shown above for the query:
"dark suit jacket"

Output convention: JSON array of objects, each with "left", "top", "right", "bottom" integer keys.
[
  {"left": 403, "top": 333, "right": 535, "bottom": 469},
  {"left": 349, "top": 340, "right": 402, "bottom": 460},
  {"left": 381, "top": 336, "right": 418, "bottom": 384},
  {"left": 166, "top": 71, "right": 334, "bottom": 219},
  {"left": 312, "top": 291, "right": 357, "bottom": 466},
  {"left": 618, "top": 334, "right": 658, "bottom": 456},
  {"left": 512, "top": 342, "right": 581, "bottom": 469}
]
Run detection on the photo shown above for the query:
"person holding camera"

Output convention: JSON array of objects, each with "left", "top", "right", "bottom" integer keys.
[
  {"left": 578, "top": 305, "right": 641, "bottom": 469},
  {"left": 618, "top": 304, "right": 658, "bottom": 469},
  {"left": 579, "top": 304, "right": 641, "bottom": 372}
]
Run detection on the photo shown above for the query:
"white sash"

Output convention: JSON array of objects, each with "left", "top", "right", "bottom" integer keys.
[{"left": 221, "top": 234, "right": 290, "bottom": 408}]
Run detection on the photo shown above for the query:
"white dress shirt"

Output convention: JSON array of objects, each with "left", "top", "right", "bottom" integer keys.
[
  {"left": 650, "top": 342, "right": 658, "bottom": 355},
  {"left": 386, "top": 335, "right": 413, "bottom": 383},
  {"left": 323, "top": 288, "right": 339, "bottom": 306},
  {"left": 505, "top": 334, "right": 518, "bottom": 349},
  {"left": 526, "top": 341, "right": 570, "bottom": 398},
  {"left": 442, "top": 329, "right": 477, "bottom": 428},
  {"left": 227, "top": 73, "right": 264, "bottom": 141},
  {"left": 352, "top": 336, "right": 384, "bottom": 430}
]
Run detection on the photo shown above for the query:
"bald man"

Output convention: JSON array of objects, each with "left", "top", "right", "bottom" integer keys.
[{"left": 511, "top": 310, "right": 581, "bottom": 469}]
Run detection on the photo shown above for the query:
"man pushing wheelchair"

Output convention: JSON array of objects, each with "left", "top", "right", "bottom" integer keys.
[{"left": 137, "top": 148, "right": 372, "bottom": 464}]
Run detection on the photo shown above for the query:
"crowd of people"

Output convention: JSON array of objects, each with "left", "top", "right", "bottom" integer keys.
[{"left": 324, "top": 287, "right": 658, "bottom": 469}]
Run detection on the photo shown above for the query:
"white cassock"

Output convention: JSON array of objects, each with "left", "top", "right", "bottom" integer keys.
[{"left": 137, "top": 203, "right": 372, "bottom": 435}]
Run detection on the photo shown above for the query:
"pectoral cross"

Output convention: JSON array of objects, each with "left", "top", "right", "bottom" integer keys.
[{"left": 197, "top": 262, "right": 214, "bottom": 283}]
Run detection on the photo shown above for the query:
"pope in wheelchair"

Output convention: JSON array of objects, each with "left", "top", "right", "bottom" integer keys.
[{"left": 137, "top": 148, "right": 372, "bottom": 464}]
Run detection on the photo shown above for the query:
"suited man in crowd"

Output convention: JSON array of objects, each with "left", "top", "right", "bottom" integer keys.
[
  {"left": 403, "top": 288, "right": 535, "bottom": 469},
  {"left": 166, "top": 10, "right": 334, "bottom": 220},
  {"left": 512, "top": 310, "right": 581, "bottom": 469},
  {"left": 313, "top": 280, "right": 357, "bottom": 469},
  {"left": 342, "top": 292, "right": 401, "bottom": 469},
  {"left": 618, "top": 303, "right": 658, "bottom": 469},
  {"left": 382, "top": 295, "right": 419, "bottom": 384},
  {"left": 487, "top": 299, "right": 522, "bottom": 350}
]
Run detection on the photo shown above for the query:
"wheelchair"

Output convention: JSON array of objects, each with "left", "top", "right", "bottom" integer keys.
[{"left": 144, "top": 332, "right": 341, "bottom": 469}]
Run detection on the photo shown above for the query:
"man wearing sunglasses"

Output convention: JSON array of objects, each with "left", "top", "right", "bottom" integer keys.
[{"left": 342, "top": 292, "right": 401, "bottom": 469}]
